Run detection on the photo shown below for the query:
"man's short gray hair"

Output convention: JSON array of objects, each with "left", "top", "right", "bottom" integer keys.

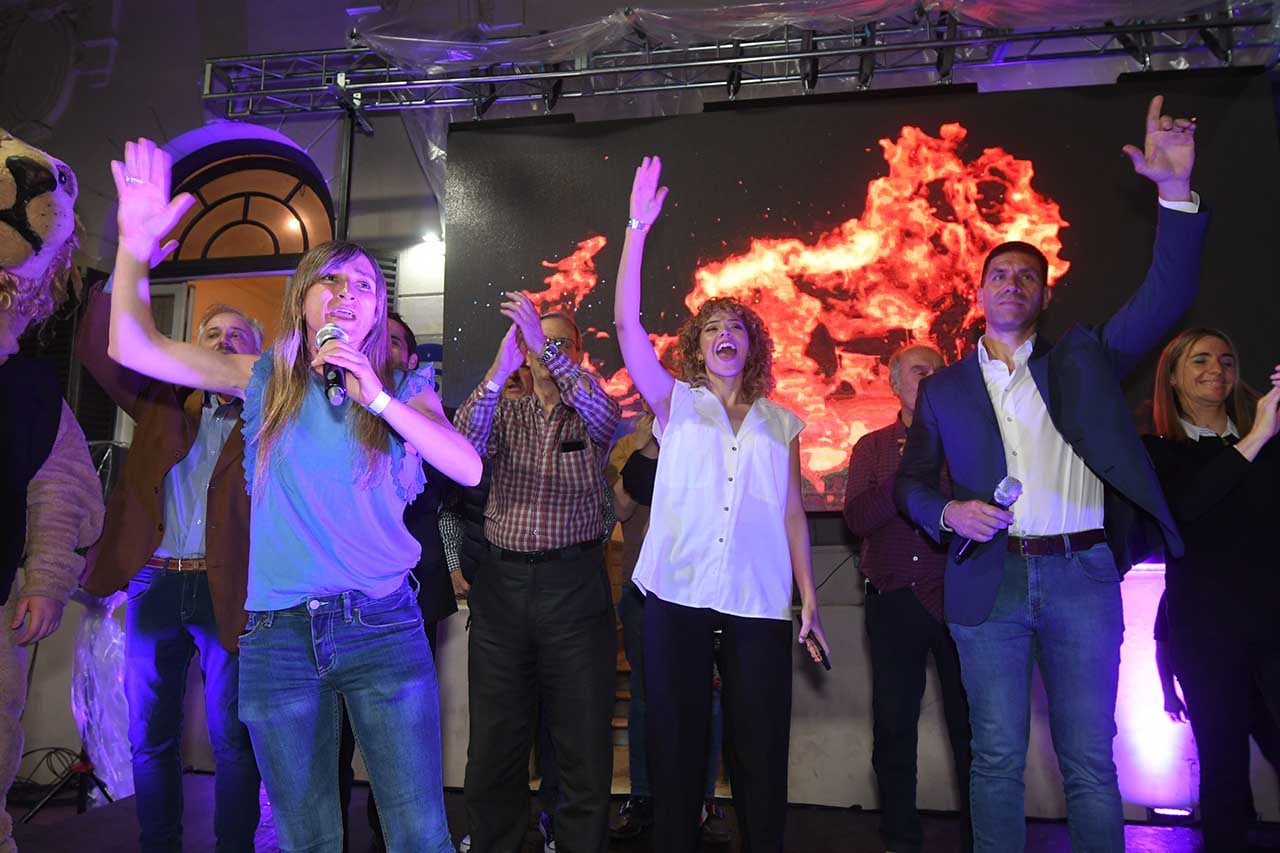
[
  {"left": 196, "top": 303, "right": 264, "bottom": 350},
  {"left": 888, "top": 343, "right": 944, "bottom": 390}
]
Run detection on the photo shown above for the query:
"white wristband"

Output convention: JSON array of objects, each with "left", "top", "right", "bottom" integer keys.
[
  {"left": 366, "top": 389, "right": 392, "bottom": 415},
  {"left": 627, "top": 217, "right": 649, "bottom": 232},
  {"left": 485, "top": 379, "right": 502, "bottom": 393}
]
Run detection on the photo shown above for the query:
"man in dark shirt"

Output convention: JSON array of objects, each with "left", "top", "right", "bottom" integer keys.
[
  {"left": 843, "top": 344, "right": 971, "bottom": 853},
  {"left": 457, "top": 292, "right": 620, "bottom": 853}
]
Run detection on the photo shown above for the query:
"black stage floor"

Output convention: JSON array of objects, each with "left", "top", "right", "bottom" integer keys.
[{"left": 12, "top": 772, "right": 1280, "bottom": 851}]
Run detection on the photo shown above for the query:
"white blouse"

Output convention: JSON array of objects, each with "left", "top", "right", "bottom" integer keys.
[{"left": 631, "top": 380, "right": 804, "bottom": 621}]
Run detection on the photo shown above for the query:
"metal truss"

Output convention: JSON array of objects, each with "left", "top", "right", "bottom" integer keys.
[{"left": 202, "top": 4, "right": 1278, "bottom": 121}]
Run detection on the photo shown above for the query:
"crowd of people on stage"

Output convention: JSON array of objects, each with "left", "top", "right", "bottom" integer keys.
[{"left": 2, "top": 91, "right": 1277, "bottom": 853}]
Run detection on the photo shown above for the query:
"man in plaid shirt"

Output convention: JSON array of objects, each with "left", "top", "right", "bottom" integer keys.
[{"left": 457, "top": 291, "right": 621, "bottom": 853}]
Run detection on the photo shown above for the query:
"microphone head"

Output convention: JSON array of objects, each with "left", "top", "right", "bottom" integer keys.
[
  {"left": 315, "top": 323, "right": 349, "bottom": 348},
  {"left": 993, "top": 476, "right": 1023, "bottom": 508}
]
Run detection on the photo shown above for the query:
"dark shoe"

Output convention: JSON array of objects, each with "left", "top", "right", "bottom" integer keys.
[
  {"left": 609, "top": 796, "right": 654, "bottom": 840},
  {"left": 700, "top": 799, "right": 732, "bottom": 845}
]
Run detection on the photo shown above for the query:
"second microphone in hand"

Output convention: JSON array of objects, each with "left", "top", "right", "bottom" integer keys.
[
  {"left": 954, "top": 475, "right": 1023, "bottom": 563},
  {"left": 315, "top": 322, "right": 349, "bottom": 406}
]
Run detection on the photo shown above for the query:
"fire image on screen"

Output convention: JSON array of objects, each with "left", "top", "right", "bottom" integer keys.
[{"left": 443, "top": 74, "right": 1279, "bottom": 511}]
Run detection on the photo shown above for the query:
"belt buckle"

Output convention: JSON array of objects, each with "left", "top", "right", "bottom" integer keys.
[
  {"left": 1014, "top": 537, "right": 1032, "bottom": 557},
  {"left": 175, "top": 557, "right": 187, "bottom": 572}
]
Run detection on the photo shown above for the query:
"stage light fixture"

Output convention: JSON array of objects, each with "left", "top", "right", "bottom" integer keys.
[
  {"left": 857, "top": 24, "right": 876, "bottom": 89},
  {"left": 935, "top": 13, "right": 958, "bottom": 82},
  {"left": 1114, "top": 26, "right": 1153, "bottom": 70},
  {"left": 800, "top": 30, "right": 819, "bottom": 93},
  {"left": 473, "top": 81, "right": 498, "bottom": 119},
  {"left": 1199, "top": 26, "right": 1233, "bottom": 64},
  {"left": 543, "top": 77, "right": 563, "bottom": 112}
]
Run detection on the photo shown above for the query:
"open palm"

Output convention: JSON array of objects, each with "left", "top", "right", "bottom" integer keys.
[
  {"left": 630, "top": 155, "right": 669, "bottom": 226},
  {"left": 111, "top": 138, "right": 195, "bottom": 262}
]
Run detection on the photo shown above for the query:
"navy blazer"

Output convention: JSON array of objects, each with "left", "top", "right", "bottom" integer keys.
[{"left": 895, "top": 206, "right": 1210, "bottom": 626}]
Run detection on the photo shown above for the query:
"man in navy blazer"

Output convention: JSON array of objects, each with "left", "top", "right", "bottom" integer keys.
[{"left": 894, "top": 95, "right": 1209, "bottom": 852}]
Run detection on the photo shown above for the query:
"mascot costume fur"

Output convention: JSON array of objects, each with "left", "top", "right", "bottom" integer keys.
[{"left": 0, "top": 129, "right": 103, "bottom": 851}]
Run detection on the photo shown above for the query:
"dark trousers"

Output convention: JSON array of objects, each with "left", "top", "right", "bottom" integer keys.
[
  {"left": 865, "top": 585, "right": 972, "bottom": 853},
  {"left": 643, "top": 593, "right": 792, "bottom": 853},
  {"left": 1172, "top": 617, "right": 1280, "bottom": 852},
  {"left": 463, "top": 547, "right": 616, "bottom": 853},
  {"left": 338, "top": 623, "right": 439, "bottom": 851}
]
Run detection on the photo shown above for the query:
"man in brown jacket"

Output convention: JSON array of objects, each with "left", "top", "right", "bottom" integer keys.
[{"left": 78, "top": 283, "right": 262, "bottom": 853}]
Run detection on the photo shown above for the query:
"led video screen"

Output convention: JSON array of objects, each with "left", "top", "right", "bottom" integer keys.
[{"left": 443, "top": 70, "right": 1280, "bottom": 512}]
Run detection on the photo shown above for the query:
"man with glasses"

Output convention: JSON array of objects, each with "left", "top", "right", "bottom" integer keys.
[{"left": 457, "top": 293, "right": 620, "bottom": 853}]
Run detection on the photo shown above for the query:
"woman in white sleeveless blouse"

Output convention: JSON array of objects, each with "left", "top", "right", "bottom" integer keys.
[{"left": 613, "top": 155, "right": 829, "bottom": 852}]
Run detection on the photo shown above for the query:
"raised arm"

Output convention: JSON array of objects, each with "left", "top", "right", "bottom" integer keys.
[
  {"left": 75, "top": 282, "right": 151, "bottom": 419},
  {"left": 1103, "top": 95, "right": 1208, "bottom": 376},
  {"left": 455, "top": 325, "right": 523, "bottom": 457},
  {"left": 109, "top": 138, "right": 255, "bottom": 397},
  {"left": 500, "top": 291, "right": 620, "bottom": 447},
  {"left": 614, "top": 156, "right": 675, "bottom": 428}
]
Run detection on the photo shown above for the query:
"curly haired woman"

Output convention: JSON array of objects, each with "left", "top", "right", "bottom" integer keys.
[{"left": 613, "top": 155, "right": 829, "bottom": 852}]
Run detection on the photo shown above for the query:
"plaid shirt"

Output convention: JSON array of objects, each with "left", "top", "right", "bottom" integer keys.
[
  {"left": 843, "top": 416, "right": 949, "bottom": 621},
  {"left": 456, "top": 349, "right": 621, "bottom": 552}
]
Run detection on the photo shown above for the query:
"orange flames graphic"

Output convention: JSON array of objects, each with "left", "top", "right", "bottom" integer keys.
[{"left": 531, "top": 123, "right": 1070, "bottom": 510}]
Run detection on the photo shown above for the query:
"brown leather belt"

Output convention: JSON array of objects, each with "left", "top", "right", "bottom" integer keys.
[
  {"left": 1007, "top": 529, "right": 1107, "bottom": 557},
  {"left": 145, "top": 556, "right": 209, "bottom": 572}
]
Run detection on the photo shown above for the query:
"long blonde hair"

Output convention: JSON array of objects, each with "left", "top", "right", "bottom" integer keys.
[
  {"left": 255, "top": 241, "right": 396, "bottom": 485},
  {"left": 1151, "top": 327, "right": 1256, "bottom": 441}
]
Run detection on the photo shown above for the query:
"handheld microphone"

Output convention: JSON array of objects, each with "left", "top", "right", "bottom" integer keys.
[
  {"left": 954, "top": 475, "right": 1023, "bottom": 563},
  {"left": 315, "top": 323, "right": 349, "bottom": 406}
]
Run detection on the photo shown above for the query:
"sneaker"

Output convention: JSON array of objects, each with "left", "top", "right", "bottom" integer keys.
[
  {"left": 457, "top": 835, "right": 470, "bottom": 852},
  {"left": 538, "top": 811, "right": 557, "bottom": 853},
  {"left": 608, "top": 796, "right": 654, "bottom": 839},
  {"left": 700, "top": 799, "right": 732, "bottom": 845}
]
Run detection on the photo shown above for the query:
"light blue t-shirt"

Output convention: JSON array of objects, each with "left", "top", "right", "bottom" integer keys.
[{"left": 241, "top": 353, "right": 434, "bottom": 611}]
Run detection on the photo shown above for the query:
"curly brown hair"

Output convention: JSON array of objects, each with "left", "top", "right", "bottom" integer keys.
[{"left": 674, "top": 297, "right": 775, "bottom": 402}]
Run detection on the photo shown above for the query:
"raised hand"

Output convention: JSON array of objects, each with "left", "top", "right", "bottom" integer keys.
[
  {"left": 629, "top": 155, "right": 669, "bottom": 229},
  {"left": 489, "top": 324, "right": 524, "bottom": 381},
  {"left": 111, "top": 138, "right": 196, "bottom": 263},
  {"left": 500, "top": 291, "right": 547, "bottom": 353},
  {"left": 1249, "top": 382, "right": 1280, "bottom": 445},
  {"left": 1122, "top": 95, "right": 1195, "bottom": 201}
]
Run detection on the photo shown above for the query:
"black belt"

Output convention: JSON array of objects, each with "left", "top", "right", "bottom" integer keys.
[
  {"left": 1007, "top": 529, "right": 1107, "bottom": 557},
  {"left": 489, "top": 540, "right": 601, "bottom": 564}
]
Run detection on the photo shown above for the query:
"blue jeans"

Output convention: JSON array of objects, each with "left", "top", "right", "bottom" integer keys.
[
  {"left": 948, "top": 543, "right": 1124, "bottom": 853},
  {"left": 237, "top": 580, "right": 452, "bottom": 853},
  {"left": 617, "top": 582, "right": 722, "bottom": 799},
  {"left": 125, "top": 566, "right": 260, "bottom": 853}
]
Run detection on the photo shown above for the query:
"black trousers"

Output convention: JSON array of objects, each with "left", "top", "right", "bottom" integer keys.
[
  {"left": 463, "top": 547, "right": 616, "bottom": 853},
  {"left": 643, "top": 593, "right": 792, "bottom": 853},
  {"left": 1172, "top": 616, "right": 1280, "bottom": 852},
  {"left": 338, "top": 623, "right": 440, "bottom": 851},
  {"left": 864, "top": 585, "right": 972, "bottom": 853}
]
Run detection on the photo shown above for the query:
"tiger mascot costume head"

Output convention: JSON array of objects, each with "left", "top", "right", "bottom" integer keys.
[{"left": 0, "top": 129, "right": 80, "bottom": 361}]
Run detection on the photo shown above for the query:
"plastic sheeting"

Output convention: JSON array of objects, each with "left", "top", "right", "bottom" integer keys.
[
  {"left": 356, "top": 2, "right": 1266, "bottom": 73},
  {"left": 356, "top": 1, "right": 1275, "bottom": 221},
  {"left": 69, "top": 589, "right": 133, "bottom": 804}
]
